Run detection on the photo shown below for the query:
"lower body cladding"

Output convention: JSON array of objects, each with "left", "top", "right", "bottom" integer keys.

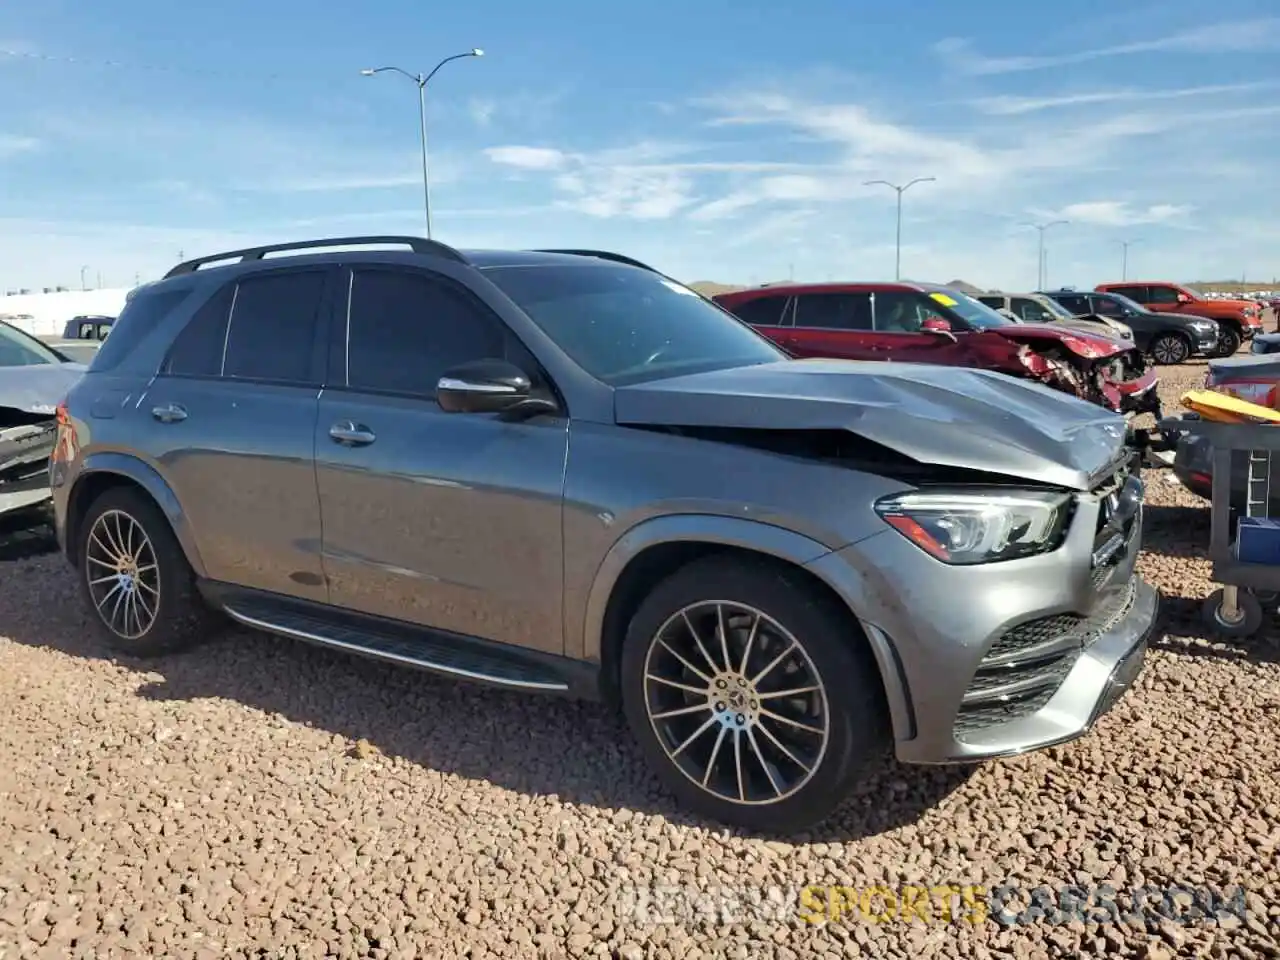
[{"left": 805, "top": 468, "right": 1157, "bottom": 764}]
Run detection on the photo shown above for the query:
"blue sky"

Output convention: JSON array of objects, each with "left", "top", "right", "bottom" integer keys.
[{"left": 2, "top": 0, "right": 1280, "bottom": 292}]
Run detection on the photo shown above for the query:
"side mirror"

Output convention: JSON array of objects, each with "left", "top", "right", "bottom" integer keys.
[
  {"left": 436, "top": 358, "right": 556, "bottom": 419},
  {"left": 921, "top": 316, "right": 959, "bottom": 342},
  {"left": 1176, "top": 292, "right": 1192, "bottom": 304}
]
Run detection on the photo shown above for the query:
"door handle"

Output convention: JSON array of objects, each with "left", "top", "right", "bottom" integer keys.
[
  {"left": 329, "top": 420, "right": 376, "bottom": 446},
  {"left": 151, "top": 402, "right": 188, "bottom": 423}
]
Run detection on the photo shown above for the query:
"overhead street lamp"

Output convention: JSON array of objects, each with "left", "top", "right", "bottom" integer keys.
[
  {"left": 1120, "top": 238, "right": 1141, "bottom": 280},
  {"left": 864, "top": 177, "right": 937, "bottom": 280},
  {"left": 1022, "top": 220, "right": 1069, "bottom": 289},
  {"left": 361, "top": 48, "right": 485, "bottom": 239}
]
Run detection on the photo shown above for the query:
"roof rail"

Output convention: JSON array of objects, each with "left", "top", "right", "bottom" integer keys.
[
  {"left": 533, "top": 249, "right": 667, "bottom": 276},
  {"left": 164, "top": 235, "right": 469, "bottom": 279}
]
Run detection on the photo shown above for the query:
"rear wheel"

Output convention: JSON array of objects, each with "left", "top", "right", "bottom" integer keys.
[
  {"left": 78, "top": 487, "right": 216, "bottom": 657},
  {"left": 619, "top": 555, "right": 888, "bottom": 832},
  {"left": 1149, "top": 333, "right": 1191, "bottom": 365}
]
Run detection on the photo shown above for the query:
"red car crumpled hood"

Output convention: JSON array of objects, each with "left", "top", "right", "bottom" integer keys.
[{"left": 991, "top": 323, "right": 1131, "bottom": 359}]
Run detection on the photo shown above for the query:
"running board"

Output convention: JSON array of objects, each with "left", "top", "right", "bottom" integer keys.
[{"left": 212, "top": 591, "right": 581, "bottom": 694}]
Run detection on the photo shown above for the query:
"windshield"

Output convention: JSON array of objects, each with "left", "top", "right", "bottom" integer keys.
[
  {"left": 482, "top": 264, "right": 786, "bottom": 385},
  {"left": 938, "top": 290, "right": 1017, "bottom": 329},
  {"left": 0, "top": 321, "right": 61, "bottom": 367}
]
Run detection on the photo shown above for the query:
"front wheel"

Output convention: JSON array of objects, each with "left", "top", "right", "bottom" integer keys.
[
  {"left": 619, "top": 555, "right": 888, "bottom": 833},
  {"left": 1214, "top": 326, "right": 1242, "bottom": 357},
  {"left": 1149, "top": 333, "right": 1191, "bottom": 365}
]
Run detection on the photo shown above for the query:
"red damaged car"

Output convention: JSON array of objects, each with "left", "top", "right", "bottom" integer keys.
[{"left": 713, "top": 282, "right": 1161, "bottom": 417}]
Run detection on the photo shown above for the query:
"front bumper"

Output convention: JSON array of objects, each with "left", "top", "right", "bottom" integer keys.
[
  {"left": 805, "top": 468, "right": 1155, "bottom": 766},
  {"left": 1192, "top": 331, "right": 1220, "bottom": 357},
  {"left": 1116, "top": 371, "right": 1162, "bottom": 417}
]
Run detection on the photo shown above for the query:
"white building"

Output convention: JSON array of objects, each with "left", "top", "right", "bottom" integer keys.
[{"left": 0, "top": 288, "right": 131, "bottom": 337}]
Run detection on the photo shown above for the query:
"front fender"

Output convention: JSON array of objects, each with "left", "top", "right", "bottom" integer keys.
[
  {"left": 579, "top": 513, "right": 836, "bottom": 663},
  {"left": 70, "top": 451, "right": 207, "bottom": 578}
]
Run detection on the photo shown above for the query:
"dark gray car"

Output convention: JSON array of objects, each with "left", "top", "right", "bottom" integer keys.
[{"left": 50, "top": 237, "right": 1158, "bottom": 831}]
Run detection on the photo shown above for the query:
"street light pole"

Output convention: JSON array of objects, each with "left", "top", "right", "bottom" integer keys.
[
  {"left": 864, "top": 177, "right": 936, "bottom": 280},
  {"left": 362, "top": 49, "right": 485, "bottom": 240},
  {"left": 1120, "top": 239, "right": 1140, "bottom": 280},
  {"left": 1022, "top": 220, "right": 1069, "bottom": 289}
]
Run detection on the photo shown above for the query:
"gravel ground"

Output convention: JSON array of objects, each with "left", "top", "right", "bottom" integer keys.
[{"left": 2, "top": 359, "right": 1279, "bottom": 959}]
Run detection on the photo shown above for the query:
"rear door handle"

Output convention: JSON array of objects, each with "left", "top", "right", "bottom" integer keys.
[
  {"left": 329, "top": 420, "right": 376, "bottom": 446},
  {"left": 151, "top": 402, "right": 188, "bottom": 423}
]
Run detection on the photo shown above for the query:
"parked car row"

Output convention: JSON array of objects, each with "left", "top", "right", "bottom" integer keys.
[
  {"left": 712, "top": 281, "right": 1163, "bottom": 419},
  {"left": 1091, "top": 281, "right": 1264, "bottom": 358},
  {"left": 27, "top": 236, "right": 1159, "bottom": 831}
]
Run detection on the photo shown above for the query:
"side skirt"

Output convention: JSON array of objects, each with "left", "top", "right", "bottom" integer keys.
[{"left": 197, "top": 580, "right": 602, "bottom": 701}]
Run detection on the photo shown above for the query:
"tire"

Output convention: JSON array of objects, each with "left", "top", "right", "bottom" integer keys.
[
  {"left": 1214, "top": 325, "right": 1242, "bottom": 357},
  {"left": 78, "top": 486, "right": 216, "bottom": 657},
  {"left": 619, "top": 555, "right": 889, "bottom": 833},
  {"left": 1200, "top": 588, "right": 1263, "bottom": 639},
  {"left": 1149, "top": 333, "right": 1191, "bottom": 365}
]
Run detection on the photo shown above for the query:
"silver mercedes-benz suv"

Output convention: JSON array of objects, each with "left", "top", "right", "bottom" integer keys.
[{"left": 50, "top": 236, "right": 1158, "bottom": 831}]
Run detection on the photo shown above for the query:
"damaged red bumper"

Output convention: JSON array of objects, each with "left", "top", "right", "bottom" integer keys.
[{"left": 1016, "top": 344, "right": 1161, "bottom": 417}]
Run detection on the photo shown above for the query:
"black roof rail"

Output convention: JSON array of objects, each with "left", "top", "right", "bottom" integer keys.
[
  {"left": 533, "top": 249, "right": 667, "bottom": 276},
  {"left": 164, "top": 235, "right": 469, "bottom": 279}
]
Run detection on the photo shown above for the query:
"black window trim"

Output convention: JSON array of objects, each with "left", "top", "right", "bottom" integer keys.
[
  {"left": 327, "top": 263, "right": 566, "bottom": 411},
  {"left": 731, "top": 293, "right": 795, "bottom": 329},
  {"left": 791, "top": 291, "right": 874, "bottom": 333},
  {"left": 156, "top": 265, "right": 336, "bottom": 388}
]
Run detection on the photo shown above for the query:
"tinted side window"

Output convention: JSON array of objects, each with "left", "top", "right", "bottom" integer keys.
[
  {"left": 727, "top": 295, "right": 791, "bottom": 327},
  {"left": 1146, "top": 285, "right": 1181, "bottom": 304},
  {"left": 162, "top": 283, "right": 235, "bottom": 377},
  {"left": 1089, "top": 295, "right": 1125, "bottom": 317},
  {"left": 223, "top": 271, "right": 326, "bottom": 383},
  {"left": 870, "top": 291, "right": 950, "bottom": 332},
  {"left": 89, "top": 287, "right": 192, "bottom": 373},
  {"left": 793, "top": 293, "right": 873, "bottom": 330},
  {"left": 1054, "top": 294, "right": 1090, "bottom": 314},
  {"left": 1109, "top": 285, "right": 1148, "bottom": 303},
  {"left": 346, "top": 269, "right": 506, "bottom": 397},
  {"left": 1012, "top": 297, "right": 1053, "bottom": 323},
  {"left": 976, "top": 296, "right": 1005, "bottom": 310}
]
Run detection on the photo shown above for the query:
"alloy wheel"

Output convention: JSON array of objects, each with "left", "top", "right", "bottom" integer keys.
[
  {"left": 1151, "top": 335, "right": 1189, "bottom": 365},
  {"left": 642, "top": 601, "right": 830, "bottom": 805},
  {"left": 85, "top": 509, "right": 161, "bottom": 640}
]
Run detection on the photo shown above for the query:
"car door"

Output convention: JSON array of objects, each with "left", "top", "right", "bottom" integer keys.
[
  {"left": 140, "top": 267, "right": 333, "bottom": 602},
  {"left": 1108, "top": 284, "right": 1153, "bottom": 307},
  {"left": 1146, "top": 283, "right": 1191, "bottom": 315},
  {"left": 313, "top": 264, "right": 569, "bottom": 656},
  {"left": 787, "top": 291, "right": 883, "bottom": 358},
  {"left": 863, "top": 290, "right": 976, "bottom": 364}
]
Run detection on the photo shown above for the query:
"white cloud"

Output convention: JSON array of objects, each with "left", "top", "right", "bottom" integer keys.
[
  {"left": 485, "top": 145, "right": 568, "bottom": 170},
  {"left": 1027, "top": 201, "right": 1194, "bottom": 227},
  {"left": 936, "top": 19, "right": 1280, "bottom": 75},
  {"left": 970, "top": 82, "right": 1274, "bottom": 116}
]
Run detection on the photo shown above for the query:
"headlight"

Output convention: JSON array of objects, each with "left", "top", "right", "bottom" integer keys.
[
  {"left": 1189, "top": 319, "right": 1217, "bottom": 332},
  {"left": 874, "top": 489, "right": 1072, "bottom": 564}
]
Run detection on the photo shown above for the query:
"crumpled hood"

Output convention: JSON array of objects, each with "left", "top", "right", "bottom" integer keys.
[
  {"left": 0, "top": 362, "right": 86, "bottom": 415},
  {"left": 614, "top": 359, "right": 1129, "bottom": 490},
  {"left": 992, "top": 323, "right": 1130, "bottom": 359}
]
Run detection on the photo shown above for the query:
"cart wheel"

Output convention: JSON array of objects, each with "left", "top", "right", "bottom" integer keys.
[{"left": 1202, "top": 588, "right": 1264, "bottom": 638}]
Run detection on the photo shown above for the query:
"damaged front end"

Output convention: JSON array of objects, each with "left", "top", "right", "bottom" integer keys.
[
  {"left": 1013, "top": 343, "right": 1161, "bottom": 419},
  {"left": 0, "top": 406, "right": 58, "bottom": 524}
]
